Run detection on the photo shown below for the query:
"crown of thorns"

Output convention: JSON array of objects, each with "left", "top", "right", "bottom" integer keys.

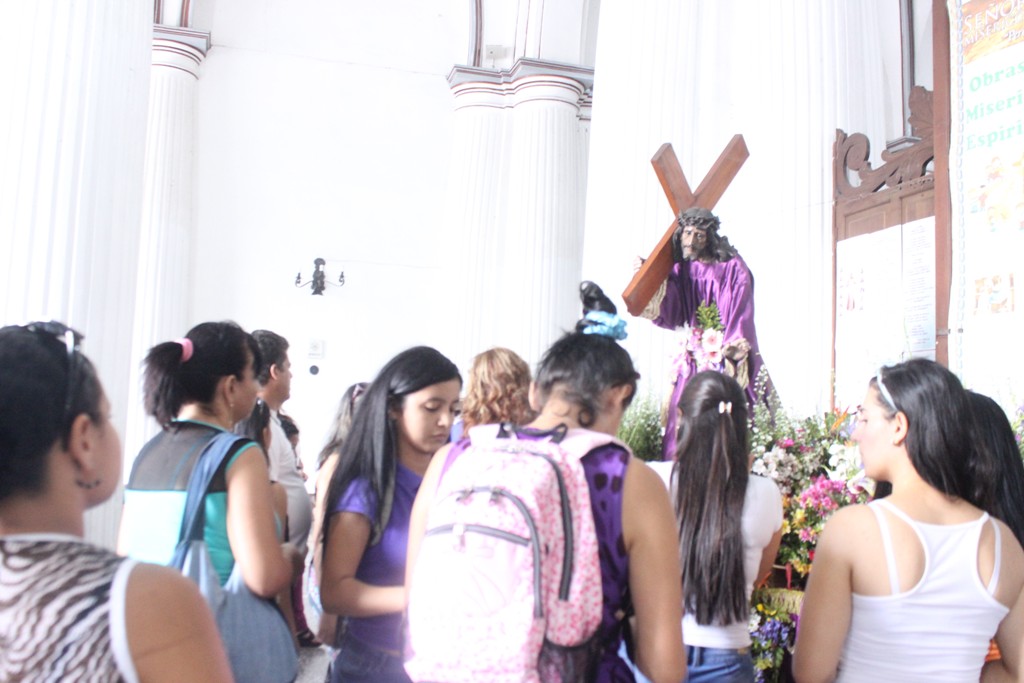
[{"left": 677, "top": 207, "right": 720, "bottom": 232}]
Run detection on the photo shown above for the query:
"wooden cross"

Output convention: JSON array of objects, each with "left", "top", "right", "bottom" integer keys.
[{"left": 622, "top": 135, "right": 749, "bottom": 316}]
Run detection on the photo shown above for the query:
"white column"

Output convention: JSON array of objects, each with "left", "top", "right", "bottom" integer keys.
[
  {"left": 446, "top": 73, "right": 510, "bottom": 368},
  {"left": 502, "top": 69, "right": 588, "bottom": 365},
  {"left": 447, "top": 60, "right": 592, "bottom": 369},
  {"left": 0, "top": 1, "right": 151, "bottom": 547},
  {"left": 124, "top": 29, "right": 209, "bottom": 466}
]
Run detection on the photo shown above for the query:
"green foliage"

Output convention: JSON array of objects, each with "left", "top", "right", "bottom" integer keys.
[
  {"left": 617, "top": 394, "right": 664, "bottom": 462},
  {"left": 695, "top": 299, "right": 723, "bottom": 331}
]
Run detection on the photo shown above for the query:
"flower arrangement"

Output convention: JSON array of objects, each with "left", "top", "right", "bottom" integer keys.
[
  {"left": 672, "top": 300, "right": 725, "bottom": 380},
  {"left": 778, "top": 475, "right": 871, "bottom": 577},
  {"left": 749, "top": 588, "right": 801, "bottom": 683},
  {"left": 749, "top": 370, "right": 873, "bottom": 586}
]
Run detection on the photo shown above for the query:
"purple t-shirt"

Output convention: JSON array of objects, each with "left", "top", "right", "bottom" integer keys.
[{"left": 332, "top": 463, "right": 423, "bottom": 652}]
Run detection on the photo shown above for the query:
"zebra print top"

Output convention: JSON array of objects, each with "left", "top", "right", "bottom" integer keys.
[{"left": 0, "top": 534, "right": 139, "bottom": 683}]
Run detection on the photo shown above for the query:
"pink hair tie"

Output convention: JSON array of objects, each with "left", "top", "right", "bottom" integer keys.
[{"left": 175, "top": 337, "right": 194, "bottom": 363}]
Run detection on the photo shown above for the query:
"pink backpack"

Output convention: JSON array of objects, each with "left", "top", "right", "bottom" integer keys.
[{"left": 405, "top": 424, "right": 622, "bottom": 682}]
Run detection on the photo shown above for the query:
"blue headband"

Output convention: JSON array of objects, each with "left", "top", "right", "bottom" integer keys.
[{"left": 582, "top": 311, "right": 628, "bottom": 340}]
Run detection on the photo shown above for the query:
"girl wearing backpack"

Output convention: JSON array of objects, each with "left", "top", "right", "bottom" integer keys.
[
  {"left": 649, "top": 370, "right": 782, "bottom": 683},
  {"left": 320, "top": 347, "right": 462, "bottom": 683},
  {"left": 406, "top": 282, "right": 686, "bottom": 683}
]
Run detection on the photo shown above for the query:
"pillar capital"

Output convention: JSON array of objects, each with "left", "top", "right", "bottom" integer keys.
[
  {"left": 152, "top": 26, "right": 209, "bottom": 77},
  {"left": 448, "top": 58, "right": 593, "bottom": 112}
]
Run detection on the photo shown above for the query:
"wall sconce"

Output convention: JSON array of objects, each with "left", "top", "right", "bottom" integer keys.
[{"left": 295, "top": 257, "right": 345, "bottom": 295}]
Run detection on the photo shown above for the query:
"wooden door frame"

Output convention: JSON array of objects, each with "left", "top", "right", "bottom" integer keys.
[{"left": 830, "top": 3, "right": 951, "bottom": 406}]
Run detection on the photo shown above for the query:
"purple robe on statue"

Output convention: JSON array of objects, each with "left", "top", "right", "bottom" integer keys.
[{"left": 653, "top": 255, "right": 763, "bottom": 460}]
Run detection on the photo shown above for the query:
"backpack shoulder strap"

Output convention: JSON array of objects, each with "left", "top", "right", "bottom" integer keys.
[
  {"left": 435, "top": 422, "right": 516, "bottom": 489},
  {"left": 437, "top": 436, "right": 472, "bottom": 486},
  {"left": 558, "top": 428, "right": 632, "bottom": 461},
  {"left": 172, "top": 432, "right": 247, "bottom": 561}
]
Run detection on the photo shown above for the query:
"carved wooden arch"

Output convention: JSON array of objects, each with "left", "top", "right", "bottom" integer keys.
[
  {"left": 832, "top": 82, "right": 952, "bottom": 405},
  {"left": 835, "top": 86, "right": 934, "bottom": 199}
]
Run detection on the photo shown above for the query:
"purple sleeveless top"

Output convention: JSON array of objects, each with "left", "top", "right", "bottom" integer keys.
[{"left": 514, "top": 428, "right": 633, "bottom": 682}]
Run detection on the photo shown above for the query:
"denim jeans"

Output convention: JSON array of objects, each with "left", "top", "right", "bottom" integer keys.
[
  {"left": 620, "top": 641, "right": 753, "bottom": 683},
  {"left": 684, "top": 645, "right": 755, "bottom": 683},
  {"left": 329, "top": 631, "right": 411, "bottom": 683}
]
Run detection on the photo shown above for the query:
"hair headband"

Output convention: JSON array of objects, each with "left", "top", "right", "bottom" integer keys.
[
  {"left": 875, "top": 370, "right": 897, "bottom": 412},
  {"left": 582, "top": 311, "right": 628, "bottom": 341},
  {"left": 175, "top": 337, "right": 194, "bottom": 363},
  {"left": 718, "top": 401, "right": 732, "bottom": 415}
]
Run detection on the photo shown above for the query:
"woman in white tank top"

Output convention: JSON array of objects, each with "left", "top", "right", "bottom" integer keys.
[{"left": 793, "top": 358, "right": 1024, "bottom": 683}]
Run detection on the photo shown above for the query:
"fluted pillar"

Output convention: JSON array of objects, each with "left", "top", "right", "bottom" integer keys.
[
  {"left": 504, "top": 70, "right": 588, "bottom": 364},
  {"left": 123, "top": 28, "right": 209, "bottom": 465},
  {"left": 0, "top": 1, "right": 151, "bottom": 547},
  {"left": 446, "top": 74, "right": 509, "bottom": 366},
  {"left": 448, "top": 60, "right": 593, "bottom": 368}
]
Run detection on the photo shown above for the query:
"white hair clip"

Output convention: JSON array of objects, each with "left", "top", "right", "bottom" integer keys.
[{"left": 718, "top": 401, "right": 732, "bottom": 414}]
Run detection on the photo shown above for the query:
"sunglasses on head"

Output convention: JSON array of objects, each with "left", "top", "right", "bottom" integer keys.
[{"left": 23, "top": 321, "right": 84, "bottom": 426}]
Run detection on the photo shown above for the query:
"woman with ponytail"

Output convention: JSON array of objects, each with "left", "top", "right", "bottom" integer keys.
[
  {"left": 647, "top": 370, "right": 782, "bottom": 683},
  {"left": 119, "top": 321, "right": 299, "bottom": 680}
]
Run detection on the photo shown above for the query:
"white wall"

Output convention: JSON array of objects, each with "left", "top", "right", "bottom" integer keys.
[{"left": 193, "top": 0, "right": 471, "bottom": 476}]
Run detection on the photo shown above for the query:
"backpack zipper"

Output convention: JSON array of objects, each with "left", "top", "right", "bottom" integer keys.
[
  {"left": 493, "top": 443, "right": 575, "bottom": 600},
  {"left": 431, "top": 486, "right": 544, "bottom": 617}
]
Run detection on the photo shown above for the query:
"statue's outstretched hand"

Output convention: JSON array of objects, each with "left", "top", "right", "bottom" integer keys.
[{"left": 632, "top": 256, "right": 645, "bottom": 275}]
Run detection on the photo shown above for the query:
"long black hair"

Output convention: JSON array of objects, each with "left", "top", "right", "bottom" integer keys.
[
  {"left": 317, "top": 382, "right": 369, "bottom": 469},
  {"left": 0, "top": 323, "right": 103, "bottom": 502},
  {"left": 322, "top": 347, "right": 460, "bottom": 546},
  {"left": 533, "top": 281, "right": 638, "bottom": 427},
  {"left": 143, "top": 321, "right": 262, "bottom": 428},
  {"left": 871, "top": 359, "right": 974, "bottom": 503},
  {"left": 672, "top": 370, "right": 749, "bottom": 625},
  {"left": 966, "top": 390, "right": 1024, "bottom": 544},
  {"left": 234, "top": 398, "right": 272, "bottom": 453}
]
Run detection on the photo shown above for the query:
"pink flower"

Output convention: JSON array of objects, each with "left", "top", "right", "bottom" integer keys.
[{"left": 701, "top": 328, "right": 723, "bottom": 353}]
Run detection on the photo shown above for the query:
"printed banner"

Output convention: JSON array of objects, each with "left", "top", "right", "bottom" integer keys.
[{"left": 950, "top": 0, "right": 1024, "bottom": 408}]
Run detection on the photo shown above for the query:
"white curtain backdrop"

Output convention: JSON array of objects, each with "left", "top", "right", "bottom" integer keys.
[
  {"left": 582, "top": 0, "right": 902, "bottom": 417},
  {"left": 0, "top": 1, "right": 151, "bottom": 547}
]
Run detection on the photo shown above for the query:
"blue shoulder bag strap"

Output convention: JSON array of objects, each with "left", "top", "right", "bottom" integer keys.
[{"left": 169, "top": 431, "right": 244, "bottom": 570}]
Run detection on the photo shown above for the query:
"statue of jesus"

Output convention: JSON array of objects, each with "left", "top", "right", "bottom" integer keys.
[{"left": 637, "top": 207, "right": 765, "bottom": 460}]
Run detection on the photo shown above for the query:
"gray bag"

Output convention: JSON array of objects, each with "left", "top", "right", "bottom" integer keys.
[{"left": 170, "top": 432, "right": 298, "bottom": 683}]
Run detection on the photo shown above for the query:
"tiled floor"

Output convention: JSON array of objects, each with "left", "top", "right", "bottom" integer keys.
[{"left": 296, "top": 645, "right": 330, "bottom": 683}]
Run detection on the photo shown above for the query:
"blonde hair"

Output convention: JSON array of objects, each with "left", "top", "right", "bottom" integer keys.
[{"left": 461, "top": 347, "right": 535, "bottom": 430}]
